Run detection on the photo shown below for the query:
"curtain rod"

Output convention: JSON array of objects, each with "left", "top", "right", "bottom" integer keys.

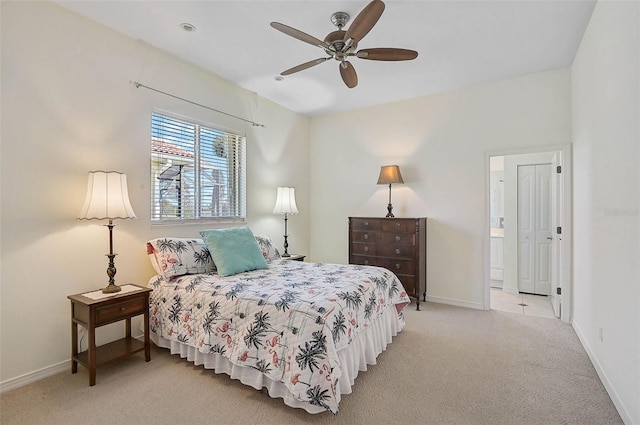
[{"left": 130, "top": 80, "right": 265, "bottom": 128}]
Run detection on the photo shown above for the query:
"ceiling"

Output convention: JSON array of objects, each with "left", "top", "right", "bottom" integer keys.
[{"left": 55, "top": 0, "right": 596, "bottom": 117}]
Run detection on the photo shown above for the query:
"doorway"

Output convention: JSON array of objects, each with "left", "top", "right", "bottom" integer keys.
[{"left": 484, "top": 145, "right": 572, "bottom": 323}]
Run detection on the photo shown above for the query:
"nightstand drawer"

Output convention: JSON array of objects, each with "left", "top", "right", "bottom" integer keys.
[{"left": 95, "top": 297, "right": 146, "bottom": 325}]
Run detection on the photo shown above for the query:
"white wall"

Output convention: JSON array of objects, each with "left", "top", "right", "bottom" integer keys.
[
  {"left": 309, "top": 69, "right": 571, "bottom": 309},
  {"left": 571, "top": 1, "right": 640, "bottom": 423},
  {"left": 0, "top": 1, "right": 310, "bottom": 384}
]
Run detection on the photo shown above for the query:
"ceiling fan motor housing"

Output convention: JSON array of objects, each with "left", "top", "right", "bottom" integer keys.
[{"left": 324, "top": 30, "right": 356, "bottom": 56}]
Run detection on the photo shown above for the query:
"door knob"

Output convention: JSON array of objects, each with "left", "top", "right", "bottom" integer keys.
[{"left": 546, "top": 237, "right": 553, "bottom": 240}]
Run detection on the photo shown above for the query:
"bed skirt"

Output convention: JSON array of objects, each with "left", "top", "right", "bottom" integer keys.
[{"left": 151, "top": 305, "right": 405, "bottom": 414}]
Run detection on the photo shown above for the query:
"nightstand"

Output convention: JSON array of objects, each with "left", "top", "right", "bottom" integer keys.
[
  {"left": 283, "top": 254, "right": 306, "bottom": 261},
  {"left": 68, "top": 284, "right": 152, "bottom": 385}
]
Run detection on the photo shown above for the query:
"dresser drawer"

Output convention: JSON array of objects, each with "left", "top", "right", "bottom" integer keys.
[
  {"left": 95, "top": 296, "right": 146, "bottom": 326},
  {"left": 351, "top": 243, "right": 379, "bottom": 256},
  {"left": 396, "top": 275, "right": 418, "bottom": 297},
  {"left": 350, "top": 218, "right": 383, "bottom": 231},
  {"left": 382, "top": 232, "right": 415, "bottom": 246},
  {"left": 350, "top": 255, "right": 381, "bottom": 267},
  {"left": 382, "top": 219, "right": 417, "bottom": 233},
  {"left": 379, "top": 244, "right": 415, "bottom": 258},
  {"left": 351, "top": 231, "right": 382, "bottom": 243},
  {"left": 377, "top": 258, "right": 416, "bottom": 276}
]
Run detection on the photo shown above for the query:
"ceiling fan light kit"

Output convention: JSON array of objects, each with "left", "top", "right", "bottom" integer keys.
[{"left": 270, "top": 0, "right": 418, "bottom": 88}]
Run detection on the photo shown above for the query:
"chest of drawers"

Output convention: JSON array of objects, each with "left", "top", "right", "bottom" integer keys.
[{"left": 349, "top": 217, "right": 427, "bottom": 310}]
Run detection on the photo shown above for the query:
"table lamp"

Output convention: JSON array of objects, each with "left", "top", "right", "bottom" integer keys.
[{"left": 78, "top": 171, "right": 136, "bottom": 293}]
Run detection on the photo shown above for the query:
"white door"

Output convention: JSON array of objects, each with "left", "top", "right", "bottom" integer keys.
[
  {"left": 517, "top": 165, "right": 536, "bottom": 293},
  {"left": 550, "top": 153, "right": 563, "bottom": 317},
  {"left": 517, "top": 164, "right": 552, "bottom": 295}
]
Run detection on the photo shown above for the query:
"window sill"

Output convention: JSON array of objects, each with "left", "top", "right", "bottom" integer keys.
[{"left": 151, "top": 218, "right": 247, "bottom": 226}]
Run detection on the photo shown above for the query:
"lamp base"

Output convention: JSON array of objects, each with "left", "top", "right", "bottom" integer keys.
[
  {"left": 102, "top": 283, "right": 121, "bottom": 294},
  {"left": 385, "top": 203, "right": 395, "bottom": 218},
  {"left": 282, "top": 216, "right": 290, "bottom": 257}
]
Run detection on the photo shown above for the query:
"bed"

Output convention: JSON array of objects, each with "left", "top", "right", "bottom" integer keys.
[{"left": 146, "top": 229, "right": 410, "bottom": 414}]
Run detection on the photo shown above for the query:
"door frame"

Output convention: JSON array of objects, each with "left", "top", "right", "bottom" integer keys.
[{"left": 483, "top": 144, "right": 573, "bottom": 323}]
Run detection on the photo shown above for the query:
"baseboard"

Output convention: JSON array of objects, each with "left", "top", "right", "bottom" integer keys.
[
  {"left": 0, "top": 333, "right": 146, "bottom": 394},
  {"left": 0, "top": 360, "right": 69, "bottom": 394},
  {"left": 426, "top": 295, "right": 485, "bottom": 310},
  {"left": 572, "top": 322, "right": 633, "bottom": 425}
]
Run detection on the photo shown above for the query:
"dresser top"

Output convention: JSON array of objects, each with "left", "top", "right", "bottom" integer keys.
[{"left": 349, "top": 216, "right": 427, "bottom": 220}]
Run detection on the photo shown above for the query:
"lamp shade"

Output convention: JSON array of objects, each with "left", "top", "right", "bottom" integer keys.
[
  {"left": 377, "top": 165, "right": 404, "bottom": 185},
  {"left": 273, "top": 187, "right": 299, "bottom": 215},
  {"left": 78, "top": 171, "right": 137, "bottom": 220}
]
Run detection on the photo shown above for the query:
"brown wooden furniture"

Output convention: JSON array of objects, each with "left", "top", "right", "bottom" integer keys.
[
  {"left": 349, "top": 217, "right": 427, "bottom": 310},
  {"left": 68, "top": 284, "right": 151, "bottom": 385},
  {"left": 283, "top": 254, "right": 306, "bottom": 261}
]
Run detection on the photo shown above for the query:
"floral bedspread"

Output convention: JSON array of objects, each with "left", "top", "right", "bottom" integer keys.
[{"left": 148, "top": 260, "right": 410, "bottom": 414}]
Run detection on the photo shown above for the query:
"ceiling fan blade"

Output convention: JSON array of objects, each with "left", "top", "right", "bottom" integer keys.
[
  {"left": 356, "top": 48, "right": 419, "bottom": 61},
  {"left": 339, "top": 61, "right": 358, "bottom": 88},
  {"left": 344, "top": 0, "right": 385, "bottom": 45},
  {"left": 270, "top": 22, "right": 327, "bottom": 48},
  {"left": 281, "top": 57, "right": 330, "bottom": 76}
]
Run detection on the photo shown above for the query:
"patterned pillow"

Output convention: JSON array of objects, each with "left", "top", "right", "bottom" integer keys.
[
  {"left": 146, "top": 238, "right": 215, "bottom": 280},
  {"left": 254, "top": 235, "right": 281, "bottom": 262}
]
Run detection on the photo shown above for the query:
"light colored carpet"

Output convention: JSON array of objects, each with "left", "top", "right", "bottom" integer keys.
[{"left": 0, "top": 302, "right": 622, "bottom": 425}]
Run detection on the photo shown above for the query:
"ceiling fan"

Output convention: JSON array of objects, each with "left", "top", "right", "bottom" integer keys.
[{"left": 270, "top": 0, "right": 418, "bottom": 88}]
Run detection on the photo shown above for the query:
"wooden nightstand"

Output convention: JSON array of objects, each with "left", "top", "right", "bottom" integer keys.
[
  {"left": 283, "top": 254, "right": 306, "bottom": 261},
  {"left": 68, "top": 284, "right": 152, "bottom": 385}
]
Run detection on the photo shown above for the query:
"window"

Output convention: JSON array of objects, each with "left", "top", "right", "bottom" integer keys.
[{"left": 151, "top": 112, "right": 246, "bottom": 222}]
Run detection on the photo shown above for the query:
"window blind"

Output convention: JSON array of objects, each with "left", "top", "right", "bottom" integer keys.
[{"left": 150, "top": 112, "right": 246, "bottom": 222}]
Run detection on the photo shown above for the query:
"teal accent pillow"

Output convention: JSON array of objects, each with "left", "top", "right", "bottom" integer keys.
[{"left": 200, "top": 227, "right": 268, "bottom": 277}]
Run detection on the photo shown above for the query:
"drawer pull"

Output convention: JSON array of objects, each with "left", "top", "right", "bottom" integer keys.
[
  {"left": 364, "top": 260, "right": 369, "bottom": 265},
  {"left": 364, "top": 246, "right": 369, "bottom": 252},
  {"left": 395, "top": 263, "right": 401, "bottom": 269},
  {"left": 395, "top": 248, "right": 401, "bottom": 255},
  {"left": 395, "top": 222, "right": 401, "bottom": 227},
  {"left": 364, "top": 234, "right": 369, "bottom": 240},
  {"left": 364, "top": 221, "right": 369, "bottom": 226},
  {"left": 396, "top": 236, "right": 401, "bottom": 242},
  {"left": 120, "top": 307, "right": 126, "bottom": 311}
]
